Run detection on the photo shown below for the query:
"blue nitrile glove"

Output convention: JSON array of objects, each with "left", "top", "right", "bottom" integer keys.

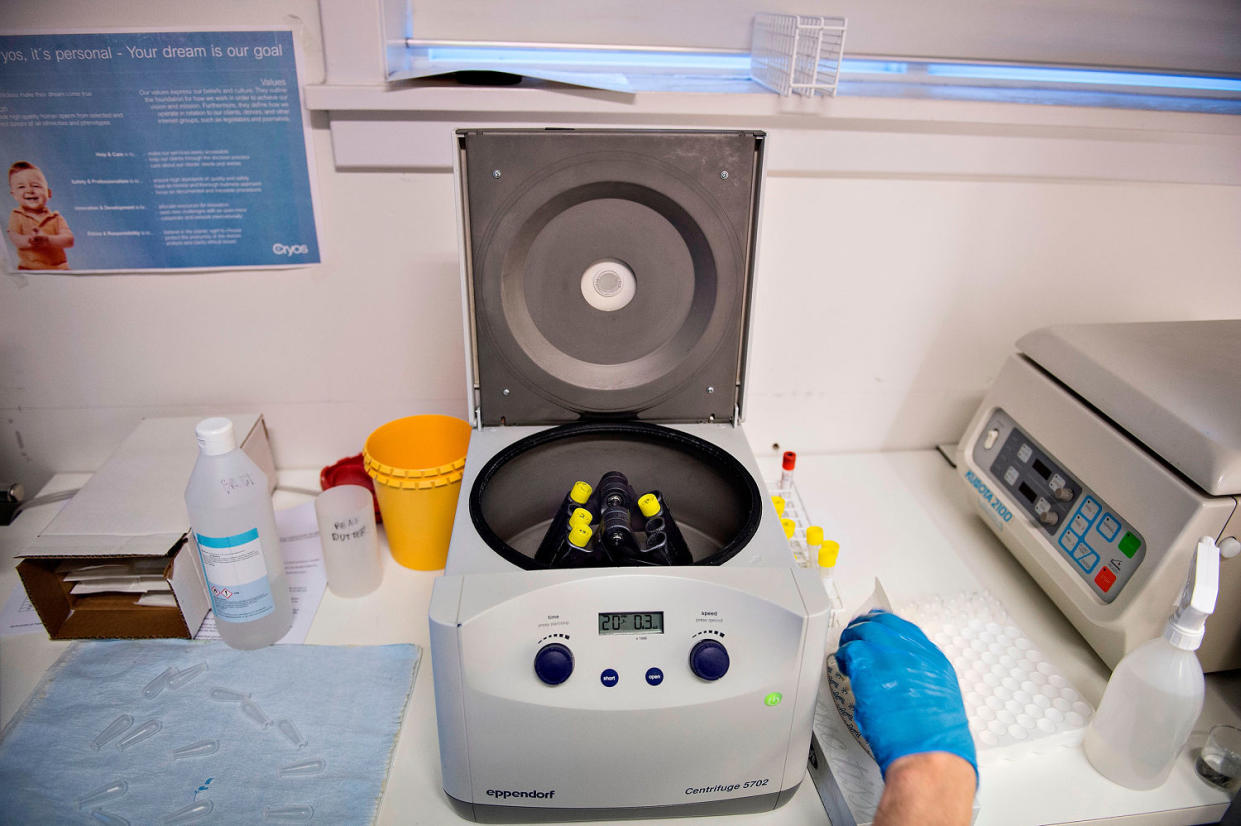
[{"left": 836, "top": 609, "right": 978, "bottom": 782}]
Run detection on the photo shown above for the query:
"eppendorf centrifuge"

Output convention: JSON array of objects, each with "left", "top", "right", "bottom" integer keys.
[{"left": 429, "top": 129, "right": 829, "bottom": 822}]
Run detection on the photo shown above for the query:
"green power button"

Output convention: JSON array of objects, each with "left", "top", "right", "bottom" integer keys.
[{"left": 764, "top": 692, "right": 783, "bottom": 707}]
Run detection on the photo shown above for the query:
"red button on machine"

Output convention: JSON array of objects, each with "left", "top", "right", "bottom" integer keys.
[{"left": 1095, "top": 567, "right": 1117, "bottom": 592}]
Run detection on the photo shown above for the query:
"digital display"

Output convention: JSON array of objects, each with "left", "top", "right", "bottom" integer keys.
[{"left": 598, "top": 612, "right": 664, "bottom": 635}]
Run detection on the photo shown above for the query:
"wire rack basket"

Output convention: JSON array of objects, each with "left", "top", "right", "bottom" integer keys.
[{"left": 750, "top": 13, "right": 847, "bottom": 97}]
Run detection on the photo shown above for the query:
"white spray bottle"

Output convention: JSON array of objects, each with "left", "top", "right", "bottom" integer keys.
[{"left": 1082, "top": 537, "right": 1220, "bottom": 789}]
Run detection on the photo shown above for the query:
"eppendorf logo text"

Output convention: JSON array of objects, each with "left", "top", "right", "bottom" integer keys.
[{"left": 485, "top": 788, "right": 556, "bottom": 801}]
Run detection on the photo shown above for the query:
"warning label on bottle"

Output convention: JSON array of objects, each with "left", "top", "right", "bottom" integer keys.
[{"left": 195, "top": 528, "right": 275, "bottom": 622}]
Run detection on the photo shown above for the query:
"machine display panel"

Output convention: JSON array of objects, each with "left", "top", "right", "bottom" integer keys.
[{"left": 599, "top": 612, "right": 664, "bottom": 635}]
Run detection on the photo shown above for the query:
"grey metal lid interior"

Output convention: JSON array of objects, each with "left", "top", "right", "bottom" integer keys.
[
  {"left": 1018, "top": 320, "right": 1241, "bottom": 496},
  {"left": 458, "top": 129, "right": 763, "bottom": 426}
]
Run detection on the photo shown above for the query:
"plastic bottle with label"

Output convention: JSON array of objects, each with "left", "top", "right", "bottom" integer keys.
[
  {"left": 184, "top": 418, "right": 293, "bottom": 649},
  {"left": 1082, "top": 537, "right": 1220, "bottom": 789}
]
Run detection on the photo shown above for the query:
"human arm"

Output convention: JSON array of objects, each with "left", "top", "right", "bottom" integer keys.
[
  {"left": 872, "top": 751, "right": 976, "bottom": 826},
  {"left": 835, "top": 610, "right": 978, "bottom": 826}
]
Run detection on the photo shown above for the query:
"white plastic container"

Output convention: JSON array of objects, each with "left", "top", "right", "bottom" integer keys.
[
  {"left": 185, "top": 417, "right": 293, "bottom": 649},
  {"left": 1082, "top": 537, "right": 1220, "bottom": 789}
]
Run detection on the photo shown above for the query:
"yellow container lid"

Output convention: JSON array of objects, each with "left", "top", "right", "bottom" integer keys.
[
  {"left": 363, "top": 415, "right": 471, "bottom": 480},
  {"left": 569, "top": 507, "right": 593, "bottom": 527},
  {"left": 818, "top": 540, "right": 840, "bottom": 568},
  {"left": 780, "top": 518, "right": 796, "bottom": 538},
  {"left": 370, "top": 466, "right": 464, "bottom": 491}
]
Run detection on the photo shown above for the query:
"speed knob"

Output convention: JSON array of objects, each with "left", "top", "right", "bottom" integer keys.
[
  {"left": 689, "top": 639, "right": 730, "bottom": 681},
  {"left": 533, "top": 643, "right": 574, "bottom": 685}
]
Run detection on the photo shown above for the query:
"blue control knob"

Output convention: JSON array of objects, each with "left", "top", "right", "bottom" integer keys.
[
  {"left": 689, "top": 639, "right": 730, "bottom": 681},
  {"left": 533, "top": 643, "right": 574, "bottom": 685}
]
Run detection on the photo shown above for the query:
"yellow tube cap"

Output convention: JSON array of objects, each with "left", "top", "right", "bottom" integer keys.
[
  {"left": 569, "top": 523, "right": 593, "bottom": 548},
  {"left": 818, "top": 540, "right": 840, "bottom": 568},
  {"left": 806, "top": 526, "right": 824, "bottom": 547},
  {"left": 771, "top": 496, "right": 786, "bottom": 517},
  {"left": 638, "top": 493, "right": 661, "bottom": 518},
  {"left": 569, "top": 507, "right": 592, "bottom": 527},
  {"left": 570, "top": 481, "right": 592, "bottom": 505},
  {"left": 781, "top": 518, "right": 796, "bottom": 538}
]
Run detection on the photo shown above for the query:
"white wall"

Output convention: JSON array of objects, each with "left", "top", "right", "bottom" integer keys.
[{"left": 2, "top": 0, "right": 1241, "bottom": 498}]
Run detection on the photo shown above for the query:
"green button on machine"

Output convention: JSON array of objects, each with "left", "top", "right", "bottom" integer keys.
[{"left": 1119, "top": 532, "right": 1141, "bottom": 557}]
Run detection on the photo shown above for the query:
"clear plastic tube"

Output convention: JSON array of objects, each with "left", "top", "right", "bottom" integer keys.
[
  {"left": 117, "top": 719, "right": 162, "bottom": 750},
  {"left": 263, "top": 805, "right": 314, "bottom": 821},
  {"left": 92, "top": 715, "right": 133, "bottom": 750},
  {"left": 76, "top": 780, "right": 128, "bottom": 809},
  {"left": 277, "top": 719, "right": 307, "bottom": 749},
  {"left": 241, "top": 699, "right": 272, "bottom": 728},
  {"left": 278, "top": 758, "right": 326, "bottom": 777},
  {"left": 209, "top": 687, "right": 248, "bottom": 702},
  {"left": 168, "top": 663, "right": 208, "bottom": 689},
  {"left": 161, "top": 800, "right": 213, "bottom": 824},
  {"left": 91, "top": 810, "right": 131, "bottom": 826},
  {"left": 172, "top": 740, "right": 219, "bottom": 759},
  {"left": 143, "top": 667, "right": 177, "bottom": 699}
]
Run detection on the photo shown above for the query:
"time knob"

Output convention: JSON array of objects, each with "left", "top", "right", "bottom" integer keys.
[{"left": 533, "top": 643, "right": 574, "bottom": 685}]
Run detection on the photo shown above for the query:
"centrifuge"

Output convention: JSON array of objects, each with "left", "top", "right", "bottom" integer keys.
[{"left": 429, "top": 129, "right": 829, "bottom": 822}]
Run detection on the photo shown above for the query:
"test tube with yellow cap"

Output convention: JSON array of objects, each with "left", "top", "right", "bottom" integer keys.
[
  {"left": 816, "top": 536, "right": 844, "bottom": 624},
  {"left": 535, "top": 481, "right": 593, "bottom": 564},
  {"left": 554, "top": 522, "right": 608, "bottom": 568}
]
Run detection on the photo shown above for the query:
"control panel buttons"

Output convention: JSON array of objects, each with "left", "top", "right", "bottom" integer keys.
[
  {"left": 1095, "top": 567, "right": 1117, "bottom": 592},
  {"left": 533, "top": 643, "right": 574, "bottom": 686},
  {"left": 1017, "top": 444, "right": 1033, "bottom": 463},
  {"left": 600, "top": 668, "right": 619, "bottom": 687},
  {"left": 1080, "top": 498, "right": 1100, "bottom": 520},
  {"left": 1097, "top": 515, "right": 1120, "bottom": 542},
  {"left": 689, "top": 639, "right": 730, "bottom": 682},
  {"left": 645, "top": 667, "right": 664, "bottom": 686}
]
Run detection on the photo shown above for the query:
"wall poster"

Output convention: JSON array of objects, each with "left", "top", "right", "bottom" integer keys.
[{"left": 0, "top": 30, "right": 320, "bottom": 272}]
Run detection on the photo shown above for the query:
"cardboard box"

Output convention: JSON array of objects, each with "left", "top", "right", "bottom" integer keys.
[{"left": 17, "top": 414, "right": 275, "bottom": 640}]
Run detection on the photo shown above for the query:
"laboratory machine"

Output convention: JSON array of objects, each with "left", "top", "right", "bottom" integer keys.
[
  {"left": 957, "top": 320, "right": 1240, "bottom": 671},
  {"left": 429, "top": 129, "right": 829, "bottom": 822}
]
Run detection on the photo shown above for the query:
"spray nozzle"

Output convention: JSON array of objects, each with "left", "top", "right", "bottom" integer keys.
[{"left": 1164, "top": 536, "right": 1221, "bottom": 651}]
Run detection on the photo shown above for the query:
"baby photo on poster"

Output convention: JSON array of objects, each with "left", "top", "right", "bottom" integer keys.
[{"left": 0, "top": 30, "right": 320, "bottom": 272}]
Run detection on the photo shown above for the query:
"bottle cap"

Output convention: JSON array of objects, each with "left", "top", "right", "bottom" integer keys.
[
  {"left": 1163, "top": 537, "right": 1220, "bottom": 651},
  {"left": 771, "top": 496, "right": 786, "bottom": 517},
  {"left": 818, "top": 540, "right": 840, "bottom": 568},
  {"left": 782, "top": 451, "right": 797, "bottom": 471},
  {"left": 568, "top": 524, "right": 593, "bottom": 548},
  {"left": 638, "top": 493, "right": 661, "bottom": 518},
  {"left": 570, "top": 481, "right": 592, "bottom": 505},
  {"left": 569, "top": 507, "right": 592, "bottom": 527},
  {"left": 806, "top": 526, "right": 824, "bottom": 547},
  {"left": 781, "top": 518, "right": 796, "bottom": 538},
  {"left": 195, "top": 417, "right": 236, "bottom": 456}
]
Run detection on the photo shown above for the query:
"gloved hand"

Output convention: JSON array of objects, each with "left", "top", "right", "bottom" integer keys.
[{"left": 835, "top": 609, "right": 978, "bottom": 782}]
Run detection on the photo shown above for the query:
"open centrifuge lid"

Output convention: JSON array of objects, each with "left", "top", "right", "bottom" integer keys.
[{"left": 456, "top": 129, "right": 764, "bottom": 427}]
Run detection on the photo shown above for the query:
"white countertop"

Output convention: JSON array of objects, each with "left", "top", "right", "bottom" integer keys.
[{"left": 1, "top": 450, "right": 1237, "bottom": 825}]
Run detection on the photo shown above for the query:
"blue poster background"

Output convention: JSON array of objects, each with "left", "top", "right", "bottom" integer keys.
[{"left": 0, "top": 31, "right": 320, "bottom": 271}]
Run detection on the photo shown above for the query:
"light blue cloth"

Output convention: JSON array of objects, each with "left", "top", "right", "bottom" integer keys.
[{"left": 0, "top": 639, "right": 420, "bottom": 824}]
